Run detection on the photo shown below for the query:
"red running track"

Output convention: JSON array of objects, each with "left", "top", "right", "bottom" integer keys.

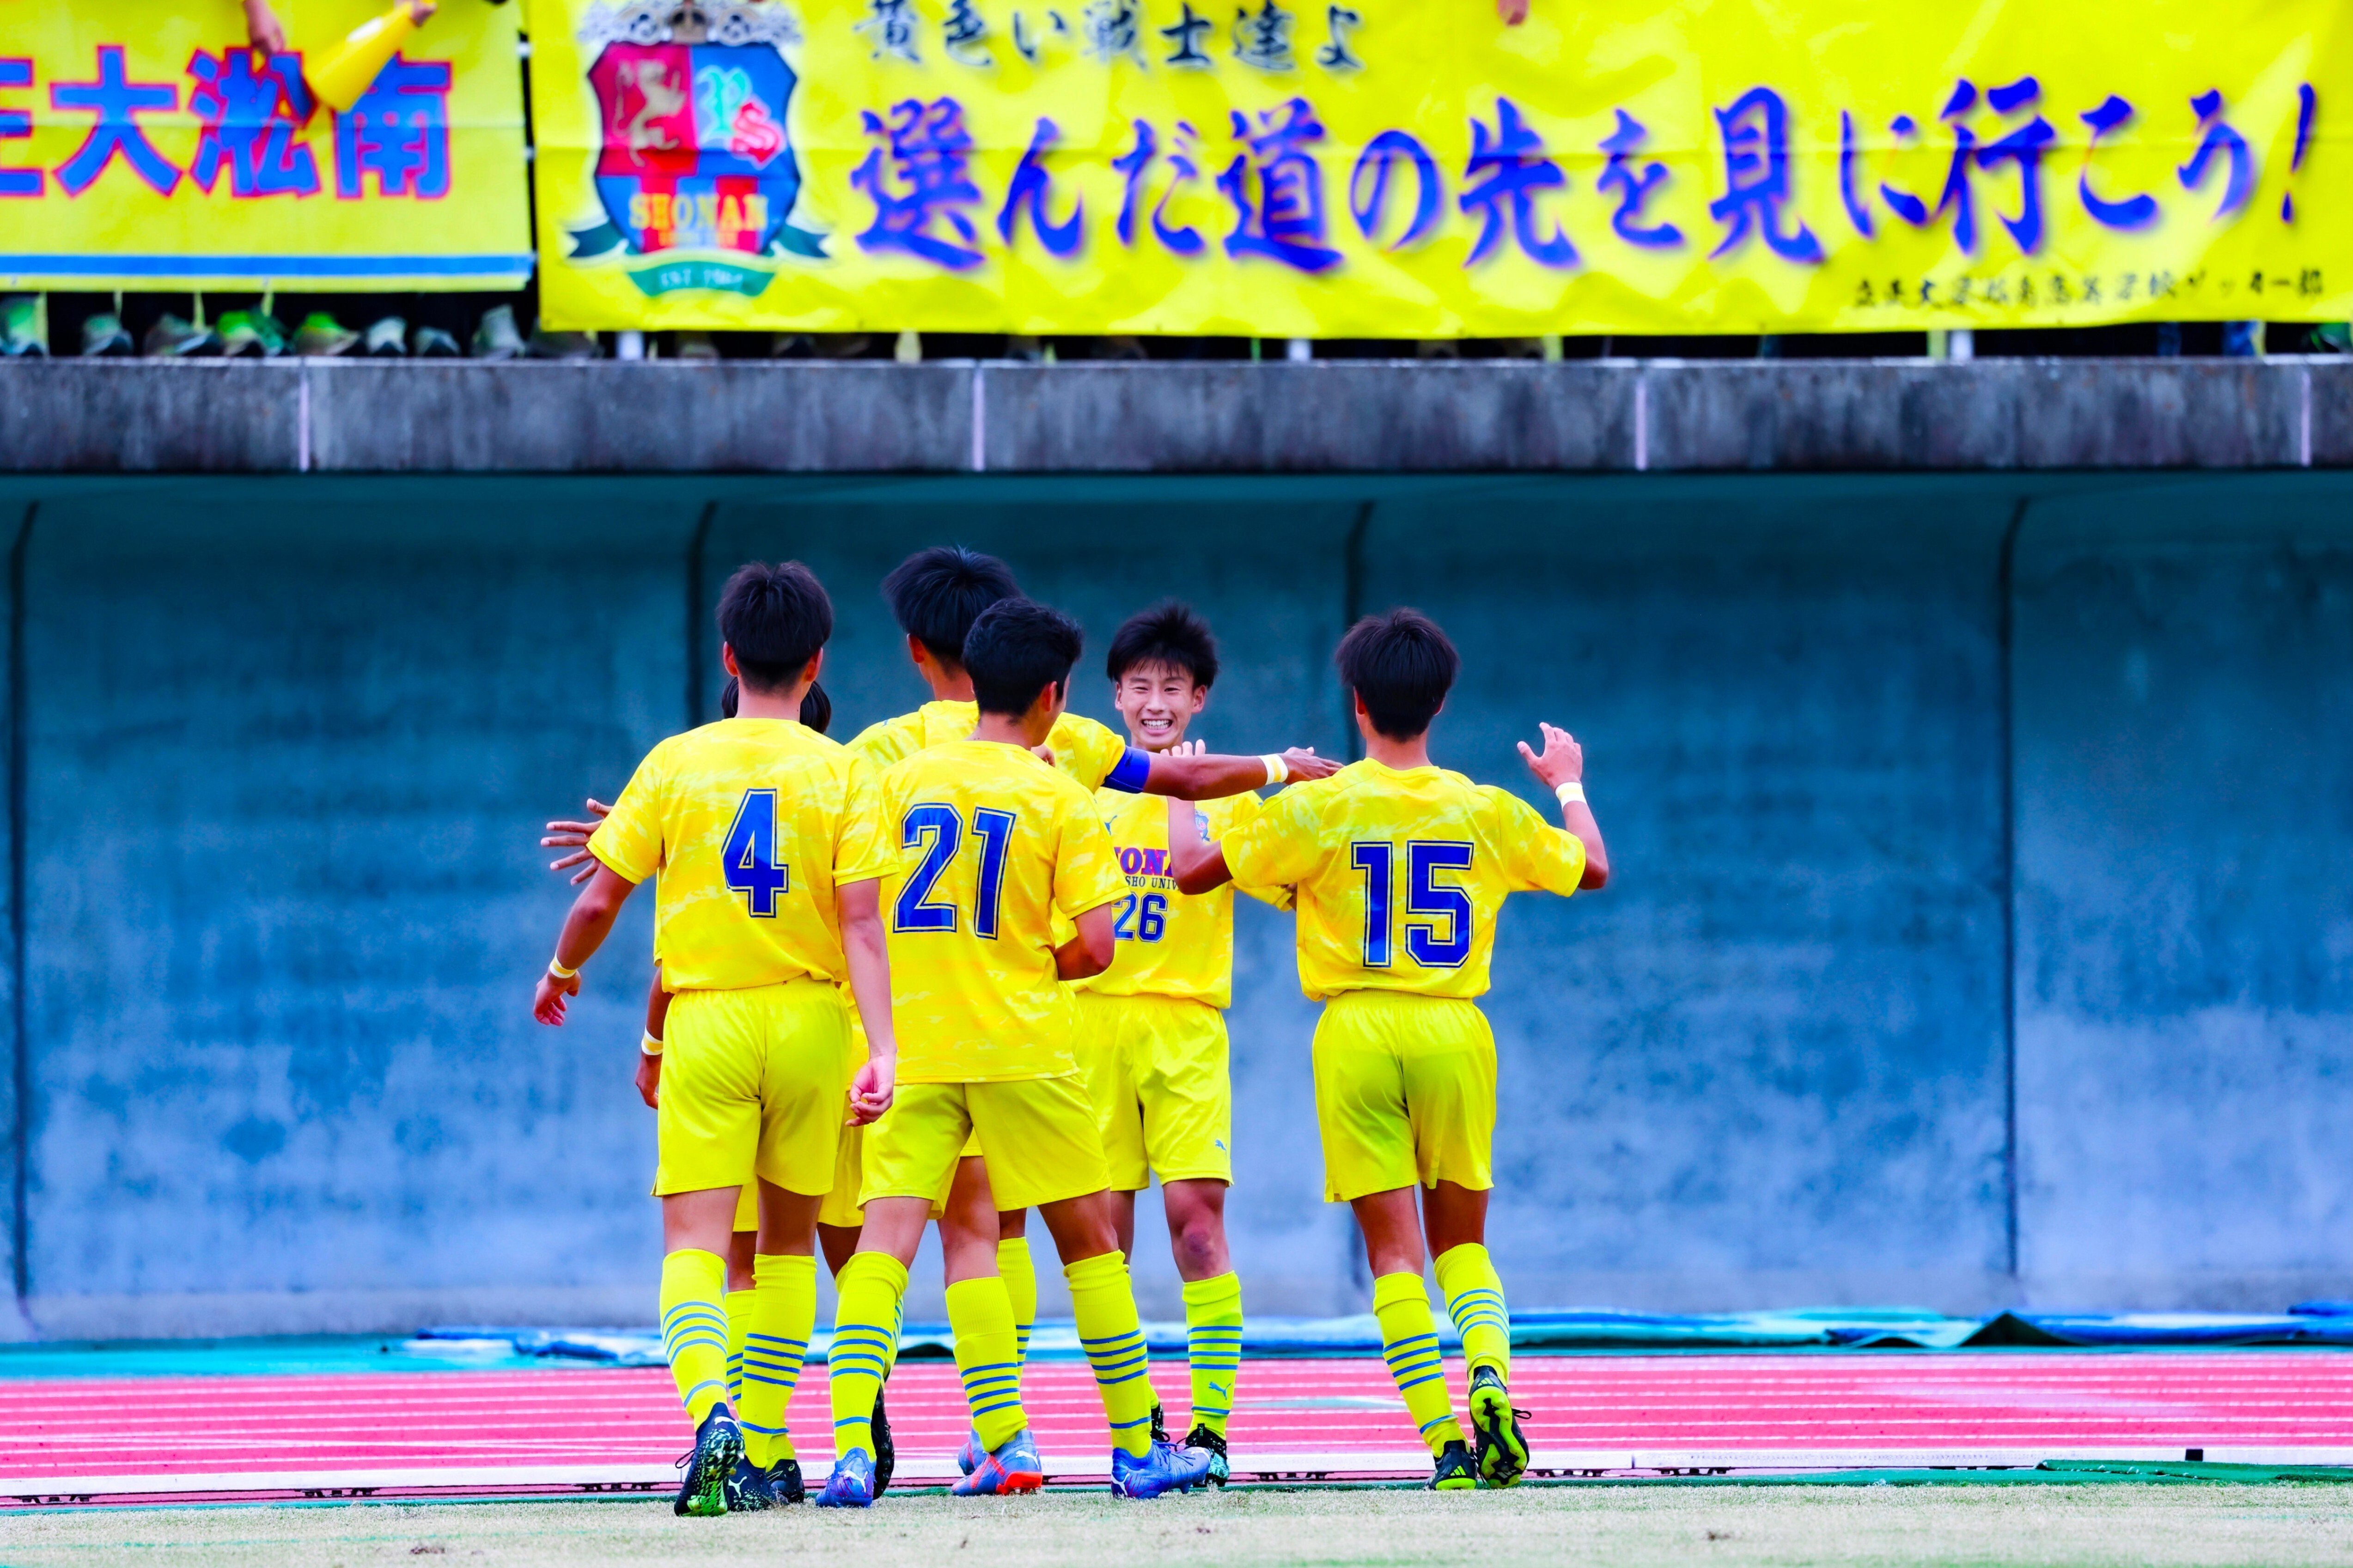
[{"left": 6, "top": 1353, "right": 2353, "bottom": 1504}]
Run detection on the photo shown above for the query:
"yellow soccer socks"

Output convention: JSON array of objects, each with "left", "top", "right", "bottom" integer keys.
[
  {"left": 946, "top": 1276, "right": 1029, "bottom": 1451},
  {"left": 1181, "top": 1272, "right": 1243, "bottom": 1437},
  {"left": 827, "top": 1252, "right": 908, "bottom": 1461},
  {"left": 1434, "top": 1243, "right": 1511, "bottom": 1384},
  {"left": 1374, "top": 1272, "right": 1463, "bottom": 1453},
  {"left": 724, "top": 1286, "right": 752, "bottom": 1408},
  {"left": 739, "top": 1253, "right": 816, "bottom": 1469},
  {"left": 999, "top": 1237, "right": 1037, "bottom": 1366},
  {"left": 1066, "top": 1251, "right": 1157, "bottom": 1459},
  {"left": 658, "top": 1249, "right": 732, "bottom": 1426}
]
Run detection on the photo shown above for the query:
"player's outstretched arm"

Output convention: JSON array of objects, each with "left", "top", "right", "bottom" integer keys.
[
  {"left": 1519, "top": 723, "right": 1609, "bottom": 889},
  {"left": 1143, "top": 747, "right": 1339, "bottom": 801},
  {"left": 1164, "top": 798, "right": 1236, "bottom": 895},
  {"left": 1055, "top": 902, "right": 1119, "bottom": 980},
  {"left": 531, "top": 863, "right": 640, "bottom": 1024},
  {"left": 838, "top": 878, "right": 898, "bottom": 1126},
  {"left": 542, "top": 798, "right": 613, "bottom": 885}
]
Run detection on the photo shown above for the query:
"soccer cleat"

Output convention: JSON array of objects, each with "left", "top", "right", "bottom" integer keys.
[
  {"left": 1, "top": 295, "right": 47, "bottom": 358},
  {"left": 1109, "top": 1438, "right": 1213, "bottom": 1500},
  {"left": 872, "top": 1386, "right": 896, "bottom": 1495},
  {"left": 80, "top": 313, "right": 134, "bottom": 358},
  {"left": 293, "top": 312, "right": 359, "bottom": 358},
  {"left": 1468, "top": 1366, "right": 1531, "bottom": 1489},
  {"left": 364, "top": 316, "right": 409, "bottom": 357},
  {"left": 671, "top": 1406, "right": 744, "bottom": 1517},
  {"left": 142, "top": 314, "right": 220, "bottom": 358},
  {"left": 955, "top": 1428, "right": 985, "bottom": 1476},
  {"left": 216, "top": 310, "right": 288, "bottom": 359},
  {"left": 814, "top": 1448, "right": 876, "bottom": 1509},
  {"left": 1431, "top": 1439, "right": 1479, "bottom": 1490},
  {"left": 723, "top": 1455, "right": 778, "bottom": 1512},
  {"left": 1183, "top": 1424, "right": 1231, "bottom": 1487},
  {"left": 951, "top": 1429, "right": 1044, "bottom": 1497},
  {"left": 410, "top": 324, "right": 462, "bottom": 359},
  {"left": 1149, "top": 1403, "right": 1170, "bottom": 1445}
]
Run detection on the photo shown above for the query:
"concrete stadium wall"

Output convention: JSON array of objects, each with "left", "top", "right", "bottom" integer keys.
[{"left": 0, "top": 468, "right": 2344, "bottom": 1336}]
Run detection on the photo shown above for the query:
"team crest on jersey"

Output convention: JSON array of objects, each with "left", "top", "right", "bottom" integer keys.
[{"left": 567, "top": 0, "right": 827, "bottom": 296}]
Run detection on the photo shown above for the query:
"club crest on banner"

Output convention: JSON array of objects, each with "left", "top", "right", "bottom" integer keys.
[{"left": 567, "top": 0, "right": 827, "bottom": 296}]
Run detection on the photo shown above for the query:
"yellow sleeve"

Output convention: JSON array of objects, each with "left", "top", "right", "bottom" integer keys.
[
  {"left": 833, "top": 756, "right": 892, "bottom": 883},
  {"left": 1490, "top": 788, "right": 1586, "bottom": 895},
  {"left": 1221, "top": 782, "right": 1321, "bottom": 892},
  {"left": 1053, "top": 793, "right": 1129, "bottom": 918},
  {"left": 1213, "top": 792, "right": 1293, "bottom": 911},
  {"left": 589, "top": 744, "right": 669, "bottom": 885},
  {"left": 1051, "top": 712, "right": 1131, "bottom": 791},
  {"left": 846, "top": 714, "right": 920, "bottom": 770}
]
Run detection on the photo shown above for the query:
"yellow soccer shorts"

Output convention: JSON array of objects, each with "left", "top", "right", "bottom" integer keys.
[
  {"left": 656, "top": 978, "right": 851, "bottom": 1203},
  {"left": 1075, "top": 991, "right": 1232, "bottom": 1191},
  {"left": 1311, "top": 991, "right": 1496, "bottom": 1204},
  {"left": 862, "top": 1075, "right": 1110, "bottom": 1214}
]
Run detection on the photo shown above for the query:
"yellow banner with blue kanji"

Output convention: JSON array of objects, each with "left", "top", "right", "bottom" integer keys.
[
  {"left": 527, "top": 0, "right": 2349, "bottom": 334},
  {"left": 0, "top": 1, "right": 530, "bottom": 292}
]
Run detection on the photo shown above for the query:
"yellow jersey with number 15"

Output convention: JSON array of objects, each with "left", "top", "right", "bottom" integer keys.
[
  {"left": 590, "top": 717, "right": 890, "bottom": 992},
  {"left": 870, "top": 740, "right": 1128, "bottom": 1083},
  {"left": 1220, "top": 759, "right": 1585, "bottom": 1003},
  {"left": 1081, "top": 788, "right": 1291, "bottom": 1009},
  {"left": 847, "top": 700, "right": 1141, "bottom": 792}
]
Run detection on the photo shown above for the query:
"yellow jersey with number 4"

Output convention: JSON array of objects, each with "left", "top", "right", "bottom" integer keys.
[
  {"left": 591, "top": 718, "right": 890, "bottom": 992},
  {"left": 871, "top": 740, "right": 1128, "bottom": 1083},
  {"left": 847, "top": 700, "right": 1140, "bottom": 792},
  {"left": 1221, "top": 759, "right": 1585, "bottom": 1003},
  {"left": 1081, "top": 788, "right": 1290, "bottom": 1008}
]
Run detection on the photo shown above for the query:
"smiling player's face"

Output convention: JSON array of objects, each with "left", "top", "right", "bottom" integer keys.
[{"left": 1113, "top": 662, "right": 1208, "bottom": 752}]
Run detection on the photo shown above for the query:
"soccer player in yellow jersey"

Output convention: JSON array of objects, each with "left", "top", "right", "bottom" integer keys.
[
  {"left": 530, "top": 564, "right": 900, "bottom": 1517},
  {"left": 817, "top": 599, "right": 1223, "bottom": 1507},
  {"left": 1068, "top": 602, "right": 1291, "bottom": 1485},
  {"left": 1170, "top": 608, "right": 1610, "bottom": 1492}
]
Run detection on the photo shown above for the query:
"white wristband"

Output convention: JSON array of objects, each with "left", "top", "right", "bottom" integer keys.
[
  {"left": 1261, "top": 753, "right": 1289, "bottom": 786},
  {"left": 641, "top": 1031, "right": 663, "bottom": 1057},
  {"left": 547, "top": 955, "right": 579, "bottom": 980},
  {"left": 1555, "top": 781, "right": 1586, "bottom": 806}
]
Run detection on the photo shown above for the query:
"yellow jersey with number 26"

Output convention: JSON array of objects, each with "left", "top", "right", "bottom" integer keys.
[
  {"left": 1081, "top": 788, "right": 1290, "bottom": 1009},
  {"left": 1221, "top": 759, "right": 1585, "bottom": 1003},
  {"left": 590, "top": 718, "right": 889, "bottom": 992},
  {"left": 869, "top": 740, "right": 1128, "bottom": 1083}
]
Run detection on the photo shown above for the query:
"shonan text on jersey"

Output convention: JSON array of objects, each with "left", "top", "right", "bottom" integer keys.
[
  {"left": 1220, "top": 760, "right": 1585, "bottom": 1002},
  {"left": 591, "top": 718, "right": 889, "bottom": 991},
  {"left": 872, "top": 741, "right": 1127, "bottom": 1082},
  {"left": 1082, "top": 788, "right": 1288, "bottom": 1009}
]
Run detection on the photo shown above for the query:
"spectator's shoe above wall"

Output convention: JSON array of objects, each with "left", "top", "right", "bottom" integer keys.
[
  {"left": 365, "top": 316, "right": 408, "bottom": 357},
  {"left": 144, "top": 315, "right": 221, "bottom": 358},
  {"left": 471, "top": 304, "right": 525, "bottom": 361},
  {"left": 527, "top": 325, "right": 600, "bottom": 360},
  {"left": 217, "top": 310, "right": 289, "bottom": 359},
  {"left": 411, "top": 324, "right": 461, "bottom": 358},
  {"left": 1, "top": 296, "right": 48, "bottom": 358},
  {"left": 294, "top": 313, "right": 359, "bottom": 357},
  {"left": 80, "top": 313, "right": 134, "bottom": 358}
]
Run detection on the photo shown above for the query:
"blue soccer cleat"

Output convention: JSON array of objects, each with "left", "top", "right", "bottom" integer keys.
[
  {"left": 814, "top": 1448, "right": 877, "bottom": 1509},
  {"left": 671, "top": 1406, "right": 744, "bottom": 1517},
  {"left": 955, "top": 1427, "right": 987, "bottom": 1476},
  {"left": 1109, "top": 1438, "right": 1213, "bottom": 1500},
  {"left": 951, "top": 1429, "right": 1045, "bottom": 1496}
]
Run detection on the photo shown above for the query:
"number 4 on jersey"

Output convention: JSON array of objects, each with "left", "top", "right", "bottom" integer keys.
[{"left": 723, "top": 789, "right": 790, "bottom": 917}]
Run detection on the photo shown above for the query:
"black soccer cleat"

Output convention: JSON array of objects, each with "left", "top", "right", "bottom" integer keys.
[
  {"left": 1431, "top": 1438, "right": 1479, "bottom": 1491},
  {"left": 1468, "top": 1366, "right": 1531, "bottom": 1489},
  {"left": 1149, "top": 1402, "right": 1170, "bottom": 1446},
  {"left": 673, "top": 1406, "right": 744, "bottom": 1517},
  {"left": 871, "top": 1386, "right": 896, "bottom": 1496},
  {"left": 1183, "top": 1423, "right": 1230, "bottom": 1487},
  {"left": 723, "top": 1455, "right": 776, "bottom": 1512},
  {"left": 772, "top": 1457, "right": 806, "bottom": 1505}
]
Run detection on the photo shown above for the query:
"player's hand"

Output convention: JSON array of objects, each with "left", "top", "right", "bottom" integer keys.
[
  {"left": 1496, "top": 0, "right": 1529, "bottom": 24},
  {"left": 1280, "top": 747, "right": 1340, "bottom": 783},
  {"left": 1170, "top": 739, "right": 1206, "bottom": 757},
  {"left": 634, "top": 1048, "right": 660, "bottom": 1109},
  {"left": 543, "top": 798, "right": 612, "bottom": 884},
  {"left": 1518, "top": 723, "right": 1584, "bottom": 789},
  {"left": 1030, "top": 744, "right": 1058, "bottom": 767},
  {"left": 243, "top": 0, "right": 288, "bottom": 54},
  {"left": 847, "top": 1055, "right": 895, "bottom": 1125},
  {"left": 533, "top": 968, "right": 580, "bottom": 1025}
]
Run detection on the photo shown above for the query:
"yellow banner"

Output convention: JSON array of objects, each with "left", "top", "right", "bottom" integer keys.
[
  {"left": 529, "top": 0, "right": 2350, "bottom": 334},
  {"left": 0, "top": 1, "right": 530, "bottom": 291}
]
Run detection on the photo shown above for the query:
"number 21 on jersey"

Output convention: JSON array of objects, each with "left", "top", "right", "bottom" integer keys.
[
  {"left": 1351, "top": 840, "right": 1473, "bottom": 967},
  {"left": 893, "top": 803, "right": 1015, "bottom": 936}
]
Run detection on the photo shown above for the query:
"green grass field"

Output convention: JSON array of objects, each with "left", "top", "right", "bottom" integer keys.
[{"left": 6, "top": 1485, "right": 2353, "bottom": 1568}]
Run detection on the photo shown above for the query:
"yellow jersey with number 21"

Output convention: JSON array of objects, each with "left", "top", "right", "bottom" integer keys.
[
  {"left": 1221, "top": 759, "right": 1585, "bottom": 1003},
  {"left": 870, "top": 740, "right": 1128, "bottom": 1084}
]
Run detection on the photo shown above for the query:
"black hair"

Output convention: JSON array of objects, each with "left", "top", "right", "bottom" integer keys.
[
  {"left": 719, "top": 673, "right": 830, "bottom": 733},
  {"left": 1106, "top": 601, "right": 1219, "bottom": 689},
  {"left": 964, "top": 598, "right": 1084, "bottom": 717},
  {"left": 1336, "top": 608, "right": 1459, "bottom": 741},
  {"left": 718, "top": 561, "right": 832, "bottom": 694},
  {"left": 881, "top": 546, "right": 1020, "bottom": 668}
]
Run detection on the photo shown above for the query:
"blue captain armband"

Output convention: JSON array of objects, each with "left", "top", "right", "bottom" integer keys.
[{"left": 1103, "top": 746, "right": 1152, "bottom": 794}]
